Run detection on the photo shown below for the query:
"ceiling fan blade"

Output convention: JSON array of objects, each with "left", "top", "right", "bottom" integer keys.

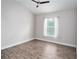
[
  {"left": 39, "top": 1, "right": 50, "bottom": 4},
  {"left": 32, "top": 0, "right": 38, "bottom": 3}
]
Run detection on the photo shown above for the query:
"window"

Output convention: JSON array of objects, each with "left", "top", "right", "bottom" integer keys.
[{"left": 44, "top": 17, "right": 58, "bottom": 37}]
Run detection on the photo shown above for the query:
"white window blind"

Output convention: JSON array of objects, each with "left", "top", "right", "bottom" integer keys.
[{"left": 44, "top": 17, "right": 58, "bottom": 37}]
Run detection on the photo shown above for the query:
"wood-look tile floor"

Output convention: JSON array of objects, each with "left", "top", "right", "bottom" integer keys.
[{"left": 1, "top": 39, "right": 76, "bottom": 59}]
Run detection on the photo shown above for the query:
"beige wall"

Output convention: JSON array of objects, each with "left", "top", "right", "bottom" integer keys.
[
  {"left": 1, "top": 0, "right": 34, "bottom": 49},
  {"left": 34, "top": 9, "right": 77, "bottom": 47}
]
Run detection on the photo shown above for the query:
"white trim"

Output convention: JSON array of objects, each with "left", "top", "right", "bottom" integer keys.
[
  {"left": 34, "top": 38, "right": 76, "bottom": 48},
  {"left": 44, "top": 17, "right": 58, "bottom": 38},
  {"left": 2, "top": 38, "right": 76, "bottom": 50},
  {"left": 1, "top": 39, "right": 33, "bottom": 50}
]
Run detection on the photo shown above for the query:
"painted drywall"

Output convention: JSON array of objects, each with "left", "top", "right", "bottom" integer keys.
[
  {"left": 34, "top": 9, "right": 77, "bottom": 47},
  {"left": 1, "top": 0, "right": 34, "bottom": 49}
]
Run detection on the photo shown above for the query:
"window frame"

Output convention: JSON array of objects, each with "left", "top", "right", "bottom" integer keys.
[{"left": 44, "top": 17, "right": 58, "bottom": 38}]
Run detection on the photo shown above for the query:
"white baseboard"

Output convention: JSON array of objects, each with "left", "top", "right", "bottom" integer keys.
[
  {"left": 1, "top": 39, "right": 33, "bottom": 50},
  {"left": 34, "top": 38, "right": 76, "bottom": 48},
  {"left": 2, "top": 38, "right": 76, "bottom": 50}
]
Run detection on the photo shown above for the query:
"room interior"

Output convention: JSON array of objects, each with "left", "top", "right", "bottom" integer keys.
[{"left": 1, "top": 0, "right": 77, "bottom": 59}]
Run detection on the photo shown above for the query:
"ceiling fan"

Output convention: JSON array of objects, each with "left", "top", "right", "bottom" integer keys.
[{"left": 32, "top": 0, "right": 50, "bottom": 8}]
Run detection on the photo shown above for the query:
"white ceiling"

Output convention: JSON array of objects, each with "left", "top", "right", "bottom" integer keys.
[{"left": 16, "top": 0, "right": 77, "bottom": 14}]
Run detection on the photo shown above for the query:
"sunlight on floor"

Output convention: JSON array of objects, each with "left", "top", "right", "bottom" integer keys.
[{"left": 42, "top": 44, "right": 57, "bottom": 59}]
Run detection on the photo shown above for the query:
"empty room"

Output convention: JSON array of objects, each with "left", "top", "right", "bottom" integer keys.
[{"left": 1, "top": 0, "right": 77, "bottom": 59}]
